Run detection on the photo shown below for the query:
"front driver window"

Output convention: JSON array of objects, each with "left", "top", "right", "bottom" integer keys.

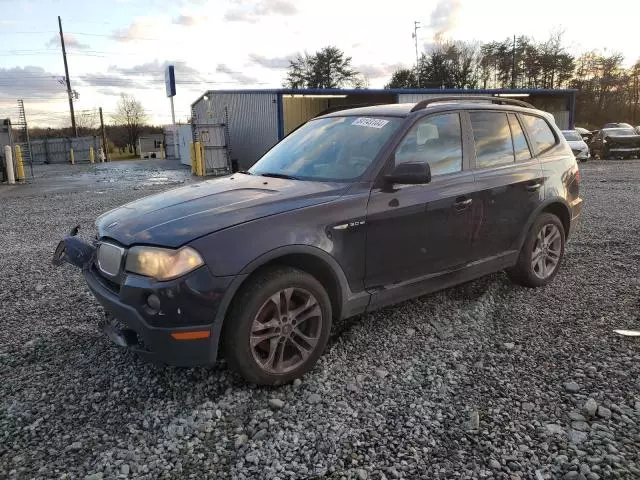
[{"left": 395, "top": 113, "right": 463, "bottom": 177}]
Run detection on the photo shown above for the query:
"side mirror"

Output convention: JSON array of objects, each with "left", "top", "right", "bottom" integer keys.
[{"left": 385, "top": 161, "right": 431, "bottom": 185}]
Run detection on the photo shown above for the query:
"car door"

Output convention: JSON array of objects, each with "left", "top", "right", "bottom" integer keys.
[
  {"left": 364, "top": 111, "right": 477, "bottom": 290},
  {"left": 468, "top": 111, "right": 544, "bottom": 261}
]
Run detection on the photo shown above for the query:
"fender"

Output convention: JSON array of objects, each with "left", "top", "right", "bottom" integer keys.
[
  {"left": 514, "top": 196, "right": 571, "bottom": 252},
  {"left": 207, "top": 245, "right": 370, "bottom": 360}
]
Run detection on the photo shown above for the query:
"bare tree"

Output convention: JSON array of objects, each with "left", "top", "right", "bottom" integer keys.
[
  {"left": 75, "top": 111, "right": 98, "bottom": 136},
  {"left": 111, "top": 93, "right": 148, "bottom": 154}
]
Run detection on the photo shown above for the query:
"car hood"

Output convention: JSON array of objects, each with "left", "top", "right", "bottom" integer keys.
[{"left": 96, "top": 174, "right": 348, "bottom": 247}]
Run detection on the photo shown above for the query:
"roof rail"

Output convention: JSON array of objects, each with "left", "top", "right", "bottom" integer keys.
[
  {"left": 313, "top": 103, "right": 386, "bottom": 118},
  {"left": 410, "top": 95, "right": 536, "bottom": 113}
]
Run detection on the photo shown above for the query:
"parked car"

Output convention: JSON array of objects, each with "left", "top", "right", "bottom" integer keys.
[
  {"left": 53, "top": 97, "right": 583, "bottom": 385},
  {"left": 603, "top": 122, "right": 633, "bottom": 129},
  {"left": 590, "top": 127, "right": 640, "bottom": 159},
  {"left": 561, "top": 130, "right": 590, "bottom": 162}
]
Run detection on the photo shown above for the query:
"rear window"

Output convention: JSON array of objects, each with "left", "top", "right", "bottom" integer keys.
[
  {"left": 604, "top": 128, "right": 636, "bottom": 136},
  {"left": 562, "top": 131, "right": 583, "bottom": 141},
  {"left": 522, "top": 115, "right": 557, "bottom": 153}
]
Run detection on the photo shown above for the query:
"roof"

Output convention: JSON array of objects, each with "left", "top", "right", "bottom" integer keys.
[{"left": 193, "top": 87, "right": 577, "bottom": 107}]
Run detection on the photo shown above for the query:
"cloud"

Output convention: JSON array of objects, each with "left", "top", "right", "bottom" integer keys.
[
  {"left": 248, "top": 53, "right": 295, "bottom": 69},
  {"left": 172, "top": 14, "right": 208, "bottom": 26},
  {"left": 224, "top": 0, "right": 297, "bottom": 23},
  {"left": 0, "top": 66, "right": 67, "bottom": 99},
  {"left": 45, "top": 33, "right": 90, "bottom": 50},
  {"left": 216, "top": 64, "right": 259, "bottom": 84},
  {"left": 110, "top": 20, "right": 158, "bottom": 42},
  {"left": 77, "top": 73, "right": 144, "bottom": 89},
  {"left": 429, "top": 0, "right": 462, "bottom": 39},
  {"left": 357, "top": 63, "right": 406, "bottom": 79},
  {"left": 113, "top": 60, "right": 207, "bottom": 83}
]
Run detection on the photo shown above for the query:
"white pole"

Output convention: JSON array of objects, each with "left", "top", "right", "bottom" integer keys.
[
  {"left": 170, "top": 96, "right": 178, "bottom": 160},
  {"left": 4, "top": 145, "right": 15, "bottom": 184}
]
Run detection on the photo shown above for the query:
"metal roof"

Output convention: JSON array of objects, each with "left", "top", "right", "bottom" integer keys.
[{"left": 193, "top": 87, "right": 577, "bottom": 107}]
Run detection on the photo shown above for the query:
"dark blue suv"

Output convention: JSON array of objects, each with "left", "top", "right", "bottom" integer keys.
[{"left": 55, "top": 96, "right": 583, "bottom": 385}]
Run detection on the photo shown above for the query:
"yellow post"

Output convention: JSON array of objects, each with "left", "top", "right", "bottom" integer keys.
[
  {"left": 199, "top": 143, "right": 206, "bottom": 176},
  {"left": 194, "top": 141, "right": 203, "bottom": 176},
  {"left": 89, "top": 147, "right": 95, "bottom": 164},
  {"left": 70, "top": 148, "right": 75, "bottom": 165},
  {"left": 14, "top": 145, "right": 25, "bottom": 181},
  {"left": 189, "top": 143, "right": 196, "bottom": 174}
]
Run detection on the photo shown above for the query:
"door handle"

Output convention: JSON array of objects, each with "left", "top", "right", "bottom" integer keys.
[
  {"left": 525, "top": 182, "right": 542, "bottom": 192},
  {"left": 453, "top": 197, "right": 472, "bottom": 210}
]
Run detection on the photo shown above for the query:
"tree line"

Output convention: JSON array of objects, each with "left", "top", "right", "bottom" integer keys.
[
  {"left": 286, "top": 35, "right": 640, "bottom": 128},
  {"left": 28, "top": 94, "right": 160, "bottom": 155}
]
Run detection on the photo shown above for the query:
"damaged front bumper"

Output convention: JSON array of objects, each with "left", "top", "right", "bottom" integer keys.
[{"left": 52, "top": 231, "right": 233, "bottom": 367}]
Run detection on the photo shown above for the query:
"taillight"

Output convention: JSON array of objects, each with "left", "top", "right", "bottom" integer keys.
[{"left": 575, "top": 169, "right": 581, "bottom": 183}]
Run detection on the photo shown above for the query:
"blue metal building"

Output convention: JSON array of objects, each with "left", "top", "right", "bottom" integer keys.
[{"left": 191, "top": 88, "right": 577, "bottom": 172}]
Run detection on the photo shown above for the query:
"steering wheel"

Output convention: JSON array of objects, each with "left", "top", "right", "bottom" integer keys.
[{"left": 348, "top": 156, "right": 372, "bottom": 172}]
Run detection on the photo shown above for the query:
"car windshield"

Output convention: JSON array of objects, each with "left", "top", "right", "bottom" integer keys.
[
  {"left": 249, "top": 116, "right": 403, "bottom": 181},
  {"left": 562, "top": 131, "right": 583, "bottom": 141},
  {"left": 605, "top": 128, "right": 637, "bottom": 136}
]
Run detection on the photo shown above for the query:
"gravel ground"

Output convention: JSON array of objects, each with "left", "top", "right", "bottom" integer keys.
[{"left": 0, "top": 159, "right": 639, "bottom": 480}]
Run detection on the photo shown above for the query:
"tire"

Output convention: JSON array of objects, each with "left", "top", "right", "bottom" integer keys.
[
  {"left": 222, "top": 266, "right": 332, "bottom": 385},
  {"left": 507, "top": 213, "right": 565, "bottom": 288}
]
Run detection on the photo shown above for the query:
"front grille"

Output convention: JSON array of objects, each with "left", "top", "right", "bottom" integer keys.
[{"left": 97, "top": 242, "right": 125, "bottom": 277}]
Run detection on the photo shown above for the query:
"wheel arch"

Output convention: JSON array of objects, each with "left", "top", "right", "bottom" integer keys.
[
  {"left": 516, "top": 198, "right": 571, "bottom": 252},
  {"left": 210, "top": 245, "right": 355, "bottom": 349}
]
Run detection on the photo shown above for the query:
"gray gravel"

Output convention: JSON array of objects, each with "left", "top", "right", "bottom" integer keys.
[{"left": 1, "top": 159, "right": 639, "bottom": 479}]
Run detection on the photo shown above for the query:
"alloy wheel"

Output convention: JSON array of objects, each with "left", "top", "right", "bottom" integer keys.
[
  {"left": 250, "top": 288, "right": 323, "bottom": 374},
  {"left": 531, "top": 223, "right": 562, "bottom": 279}
]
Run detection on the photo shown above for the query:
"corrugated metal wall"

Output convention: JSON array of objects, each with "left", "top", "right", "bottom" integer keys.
[
  {"left": 30, "top": 136, "right": 102, "bottom": 164},
  {"left": 550, "top": 111, "right": 569, "bottom": 129},
  {"left": 192, "top": 92, "right": 279, "bottom": 170},
  {"left": 283, "top": 97, "right": 328, "bottom": 135},
  {"left": 397, "top": 93, "right": 491, "bottom": 104}
]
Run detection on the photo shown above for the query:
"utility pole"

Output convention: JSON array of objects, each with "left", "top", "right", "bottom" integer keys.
[
  {"left": 511, "top": 35, "right": 517, "bottom": 89},
  {"left": 58, "top": 16, "right": 77, "bottom": 137},
  {"left": 413, "top": 21, "right": 421, "bottom": 87},
  {"left": 99, "top": 107, "right": 109, "bottom": 162}
]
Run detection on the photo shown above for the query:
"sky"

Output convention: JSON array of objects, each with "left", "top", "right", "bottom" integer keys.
[{"left": 1, "top": 0, "right": 639, "bottom": 127}]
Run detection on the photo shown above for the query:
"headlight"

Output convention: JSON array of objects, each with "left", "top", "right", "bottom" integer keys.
[{"left": 125, "top": 246, "right": 204, "bottom": 280}]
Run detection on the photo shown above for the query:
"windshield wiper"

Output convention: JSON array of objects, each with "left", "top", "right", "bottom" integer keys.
[
  {"left": 237, "top": 170, "right": 252, "bottom": 175},
  {"left": 259, "top": 172, "right": 299, "bottom": 180}
]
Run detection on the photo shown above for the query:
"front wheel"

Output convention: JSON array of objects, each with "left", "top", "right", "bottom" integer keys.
[
  {"left": 507, "top": 213, "right": 565, "bottom": 288},
  {"left": 223, "top": 266, "right": 332, "bottom": 385}
]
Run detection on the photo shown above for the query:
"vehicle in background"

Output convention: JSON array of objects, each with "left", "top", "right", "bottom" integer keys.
[
  {"left": 574, "top": 126, "right": 594, "bottom": 143},
  {"left": 53, "top": 96, "right": 583, "bottom": 385},
  {"left": 561, "top": 130, "right": 590, "bottom": 162},
  {"left": 603, "top": 122, "right": 633, "bottom": 129},
  {"left": 590, "top": 128, "right": 640, "bottom": 159}
]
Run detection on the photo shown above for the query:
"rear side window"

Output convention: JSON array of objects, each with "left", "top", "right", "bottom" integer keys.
[
  {"left": 395, "top": 112, "right": 463, "bottom": 176},
  {"left": 508, "top": 114, "right": 532, "bottom": 161},
  {"left": 469, "top": 111, "right": 514, "bottom": 168},
  {"left": 522, "top": 114, "right": 557, "bottom": 153}
]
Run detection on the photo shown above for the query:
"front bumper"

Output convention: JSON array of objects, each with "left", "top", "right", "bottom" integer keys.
[
  {"left": 84, "top": 265, "right": 232, "bottom": 366},
  {"left": 54, "top": 235, "right": 236, "bottom": 366}
]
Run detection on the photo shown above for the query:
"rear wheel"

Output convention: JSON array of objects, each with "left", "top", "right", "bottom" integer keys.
[
  {"left": 223, "top": 266, "right": 332, "bottom": 385},
  {"left": 507, "top": 213, "right": 565, "bottom": 288}
]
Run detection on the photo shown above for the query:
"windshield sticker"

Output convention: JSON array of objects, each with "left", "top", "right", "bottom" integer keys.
[{"left": 352, "top": 117, "right": 390, "bottom": 129}]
